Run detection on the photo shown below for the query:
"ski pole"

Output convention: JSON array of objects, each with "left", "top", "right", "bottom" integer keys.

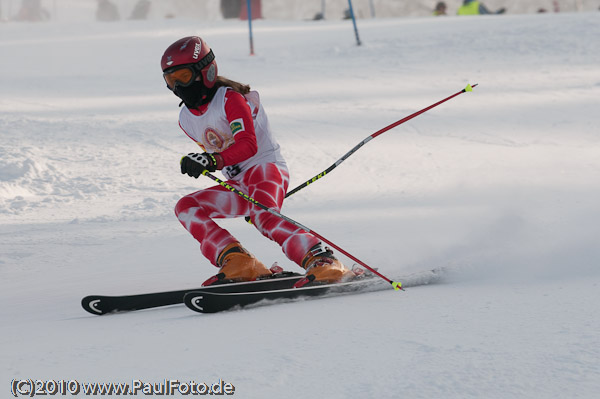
[
  {"left": 285, "top": 84, "right": 477, "bottom": 198},
  {"left": 244, "top": 84, "right": 477, "bottom": 224},
  {"left": 202, "top": 170, "right": 403, "bottom": 290}
]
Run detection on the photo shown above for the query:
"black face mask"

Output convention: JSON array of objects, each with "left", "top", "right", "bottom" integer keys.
[{"left": 173, "top": 80, "right": 218, "bottom": 109}]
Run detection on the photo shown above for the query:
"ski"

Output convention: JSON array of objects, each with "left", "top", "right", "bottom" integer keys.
[
  {"left": 81, "top": 272, "right": 302, "bottom": 315},
  {"left": 184, "top": 267, "right": 448, "bottom": 313},
  {"left": 184, "top": 277, "right": 386, "bottom": 313}
]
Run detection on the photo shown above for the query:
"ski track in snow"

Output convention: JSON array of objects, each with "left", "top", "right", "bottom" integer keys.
[{"left": 2, "top": 9, "right": 600, "bottom": 399}]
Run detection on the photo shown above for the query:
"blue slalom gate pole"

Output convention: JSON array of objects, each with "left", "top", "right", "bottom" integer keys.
[
  {"left": 246, "top": 0, "right": 255, "bottom": 55},
  {"left": 347, "top": 0, "right": 362, "bottom": 46}
]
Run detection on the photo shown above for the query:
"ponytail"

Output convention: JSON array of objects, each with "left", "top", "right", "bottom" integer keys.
[{"left": 215, "top": 76, "right": 251, "bottom": 95}]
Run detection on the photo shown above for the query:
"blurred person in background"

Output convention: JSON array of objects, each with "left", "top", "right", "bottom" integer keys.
[
  {"left": 96, "top": 0, "right": 119, "bottom": 21},
  {"left": 221, "top": 0, "right": 241, "bottom": 19},
  {"left": 433, "top": 1, "right": 447, "bottom": 15},
  {"left": 457, "top": 0, "right": 505, "bottom": 15},
  {"left": 14, "top": 0, "right": 49, "bottom": 21},
  {"left": 129, "top": 0, "right": 151, "bottom": 20},
  {"left": 553, "top": 1, "right": 560, "bottom": 12}
]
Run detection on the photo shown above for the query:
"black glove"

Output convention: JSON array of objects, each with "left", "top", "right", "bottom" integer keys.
[{"left": 180, "top": 153, "right": 218, "bottom": 178}]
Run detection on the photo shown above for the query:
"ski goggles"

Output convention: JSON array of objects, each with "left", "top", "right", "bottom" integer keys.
[
  {"left": 163, "top": 50, "right": 215, "bottom": 90},
  {"left": 163, "top": 66, "right": 196, "bottom": 89}
]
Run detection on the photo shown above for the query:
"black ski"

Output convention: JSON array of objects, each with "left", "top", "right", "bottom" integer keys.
[
  {"left": 184, "top": 277, "right": 385, "bottom": 313},
  {"left": 183, "top": 267, "right": 448, "bottom": 313},
  {"left": 81, "top": 272, "right": 302, "bottom": 315}
]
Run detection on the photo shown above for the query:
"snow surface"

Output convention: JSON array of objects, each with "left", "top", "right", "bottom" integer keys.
[{"left": 2, "top": 10, "right": 600, "bottom": 399}]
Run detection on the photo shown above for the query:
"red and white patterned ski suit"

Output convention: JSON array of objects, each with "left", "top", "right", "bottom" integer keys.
[{"left": 175, "top": 86, "right": 319, "bottom": 267}]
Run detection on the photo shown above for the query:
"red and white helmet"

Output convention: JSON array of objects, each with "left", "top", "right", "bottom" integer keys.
[{"left": 161, "top": 36, "right": 218, "bottom": 89}]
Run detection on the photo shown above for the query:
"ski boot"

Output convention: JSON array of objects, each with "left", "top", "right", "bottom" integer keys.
[
  {"left": 293, "top": 244, "right": 356, "bottom": 288},
  {"left": 202, "top": 242, "right": 272, "bottom": 286}
]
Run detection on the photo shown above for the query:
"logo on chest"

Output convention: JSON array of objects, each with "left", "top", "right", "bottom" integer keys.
[{"left": 203, "top": 128, "right": 234, "bottom": 152}]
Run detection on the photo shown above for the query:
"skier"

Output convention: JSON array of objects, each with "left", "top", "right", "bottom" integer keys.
[
  {"left": 161, "top": 36, "right": 356, "bottom": 286},
  {"left": 95, "top": 0, "right": 119, "bottom": 21},
  {"left": 457, "top": 0, "right": 505, "bottom": 15},
  {"left": 433, "top": 2, "right": 447, "bottom": 16}
]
